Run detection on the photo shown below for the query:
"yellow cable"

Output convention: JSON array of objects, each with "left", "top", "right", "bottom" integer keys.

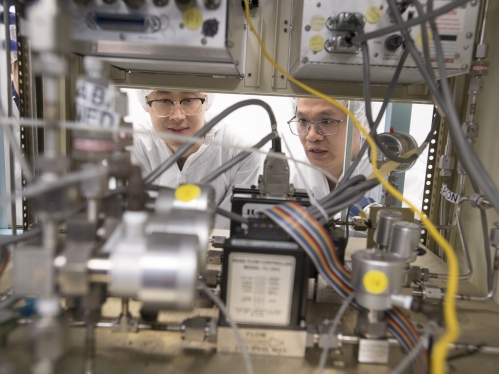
[{"left": 242, "top": 2, "right": 459, "bottom": 372}]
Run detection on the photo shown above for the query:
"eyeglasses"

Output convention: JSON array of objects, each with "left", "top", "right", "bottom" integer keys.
[
  {"left": 146, "top": 97, "right": 206, "bottom": 117},
  {"left": 287, "top": 116, "right": 348, "bottom": 136}
]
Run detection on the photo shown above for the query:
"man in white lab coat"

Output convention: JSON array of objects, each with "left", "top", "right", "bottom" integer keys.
[
  {"left": 130, "top": 90, "right": 263, "bottom": 229},
  {"left": 289, "top": 98, "right": 378, "bottom": 217}
]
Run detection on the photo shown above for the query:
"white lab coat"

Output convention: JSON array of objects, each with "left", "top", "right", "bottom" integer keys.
[
  {"left": 291, "top": 153, "right": 379, "bottom": 202},
  {"left": 129, "top": 118, "right": 263, "bottom": 229}
]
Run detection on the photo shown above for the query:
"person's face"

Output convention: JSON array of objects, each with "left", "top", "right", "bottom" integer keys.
[
  {"left": 146, "top": 90, "right": 208, "bottom": 150},
  {"left": 296, "top": 98, "right": 361, "bottom": 179}
]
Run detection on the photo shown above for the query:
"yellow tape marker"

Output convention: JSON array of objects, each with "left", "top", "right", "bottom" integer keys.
[
  {"left": 363, "top": 270, "right": 389, "bottom": 294},
  {"left": 309, "top": 35, "right": 325, "bottom": 52},
  {"left": 416, "top": 30, "right": 434, "bottom": 48},
  {"left": 366, "top": 6, "right": 383, "bottom": 24},
  {"left": 183, "top": 8, "right": 203, "bottom": 30},
  {"left": 310, "top": 14, "right": 326, "bottom": 31},
  {"left": 175, "top": 184, "right": 201, "bottom": 202}
]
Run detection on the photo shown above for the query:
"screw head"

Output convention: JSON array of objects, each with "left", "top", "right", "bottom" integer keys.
[
  {"left": 471, "top": 0, "right": 478, "bottom": 6},
  {"left": 316, "top": 2, "right": 321, "bottom": 7},
  {"left": 305, "top": 25, "right": 311, "bottom": 32},
  {"left": 302, "top": 57, "right": 309, "bottom": 63},
  {"left": 373, "top": 52, "right": 379, "bottom": 57},
  {"left": 462, "top": 64, "right": 469, "bottom": 70},
  {"left": 466, "top": 32, "right": 473, "bottom": 39},
  {"left": 201, "top": 38, "right": 207, "bottom": 45}
]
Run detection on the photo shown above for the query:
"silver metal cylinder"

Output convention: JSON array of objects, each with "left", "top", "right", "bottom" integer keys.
[
  {"left": 109, "top": 233, "right": 199, "bottom": 310},
  {"left": 374, "top": 132, "right": 418, "bottom": 172},
  {"left": 388, "top": 221, "right": 421, "bottom": 263},
  {"left": 146, "top": 209, "right": 212, "bottom": 268},
  {"left": 351, "top": 249, "right": 405, "bottom": 311},
  {"left": 373, "top": 209, "right": 403, "bottom": 248}
]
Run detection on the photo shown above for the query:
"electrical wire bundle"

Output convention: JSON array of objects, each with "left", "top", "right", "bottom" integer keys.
[
  {"left": 263, "top": 202, "right": 428, "bottom": 374},
  {"left": 241, "top": 0, "right": 494, "bottom": 372}
]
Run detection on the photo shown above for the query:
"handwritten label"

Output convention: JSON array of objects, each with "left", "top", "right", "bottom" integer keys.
[{"left": 441, "top": 185, "right": 460, "bottom": 204}]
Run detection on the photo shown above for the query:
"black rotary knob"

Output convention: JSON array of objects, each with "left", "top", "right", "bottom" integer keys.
[
  {"left": 385, "top": 34, "right": 404, "bottom": 51},
  {"left": 202, "top": 19, "right": 219, "bottom": 37}
]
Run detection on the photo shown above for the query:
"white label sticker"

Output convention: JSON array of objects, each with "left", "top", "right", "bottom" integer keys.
[
  {"left": 76, "top": 80, "right": 113, "bottom": 109},
  {"left": 217, "top": 327, "right": 307, "bottom": 358},
  {"left": 227, "top": 253, "right": 295, "bottom": 326},
  {"left": 76, "top": 79, "right": 120, "bottom": 129},
  {"left": 440, "top": 185, "right": 460, "bottom": 204},
  {"left": 434, "top": 8, "right": 464, "bottom": 33}
]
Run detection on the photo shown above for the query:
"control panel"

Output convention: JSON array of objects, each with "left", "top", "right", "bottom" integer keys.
[
  {"left": 289, "top": 0, "right": 480, "bottom": 84},
  {"left": 67, "top": 0, "right": 246, "bottom": 77}
]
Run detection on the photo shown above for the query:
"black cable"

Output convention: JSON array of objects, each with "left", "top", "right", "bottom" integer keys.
[
  {"left": 201, "top": 132, "right": 278, "bottom": 184},
  {"left": 387, "top": 0, "right": 499, "bottom": 216},
  {"left": 351, "top": 0, "right": 470, "bottom": 44},
  {"left": 447, "top": 344, "right": 485, "bottom": 361},
  {"left": 216, "top": 207, "right": 249, "bottom": 224},
  {"left": 340, "top": 47, "right": 410, "bottom": 184},
  {"left": 355, "top": 23, "right": 420, "bottom": 165},
  {"left": 144, "top": 99, "right": 278, "bottom": 184},
  {"left": 413, "top": 0, "right": 437, "bottom": 83},
  {"left": 323, "top": 190, "right": 367, "bottom": 219},
  {"left": 0, "top": 226, "right": 41, "bottom": 247},
  {"left": 309, "top": 175, "right": 366, "bottom": 216}
]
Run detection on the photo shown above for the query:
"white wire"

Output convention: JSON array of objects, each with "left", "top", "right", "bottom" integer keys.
[
  {"left": 0, "top": 116, "right": 340, "bottom": 185},
  {"left": 281, "top": 134, "right": 329, "bottom": 221},
  {"left": 317, "top": 292, "right": 355, "bottom": 374},
  {"left": 199, "top": 282, "right": 254, "bottom": 374}
]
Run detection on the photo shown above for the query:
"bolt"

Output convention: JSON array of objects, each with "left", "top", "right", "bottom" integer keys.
[
  {"left": 235, "top": 60, "right": 239, "bottom": 66},
  {"left": 374, "top": 52, "right": 379, "bottom": 57},
  {"left": 248, "top": 73, "right": 252, "bottom": 77},
  {"left": 466, "top": 32, "right": 473, "bottom": 39},
  {"left": 462, "top": 64, "right": 469, "bottom": 70},
  {"left": 302, "top": 57, "right": 309, "bottom": 63},
  {"left": 316, "top": 2, "right": 321, "bottom": 7},
  {"left": 179, "top": 23, "right": 184, "bottom": 29},
  {"left": 201, "top": 38, "right": 207, "bottom": 45},
  {"left": 471, "top": 0, "right": 478, "bottom": 6},
  {"left": 284, "top": 28, "right": 287, "bottom": 32},
  {"left": 284, "top": 20, "right": 288, "bottom": 25},
  {"left": 281, "top": 75, "right": 285, "bottom": 79},
  {"left": 305, "top": 25, "right": 311, "bottom": 32}
]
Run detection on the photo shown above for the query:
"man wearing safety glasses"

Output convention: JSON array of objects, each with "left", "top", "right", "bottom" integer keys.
[
  {"left": 289, "top": 98, "right": 378, "bottom": 216},
  {"left": 130, "top": 90, "right": 262, "bottom": 229}
]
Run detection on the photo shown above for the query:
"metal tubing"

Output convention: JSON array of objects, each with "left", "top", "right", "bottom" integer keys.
[
  {"left": 455, "top": 247, "right": 499, "bottom": 301},
  {"left": 86, "top": 258, "right": 111, "bottom": 283},
  {"left": 4, "top": 1, "right": 16, "bottom": 237},
  {"left": 478, "top": 0, "right": 490, "bottom": 46},
  {"left": 430, "top": 198, "right": 472, "bottom": 280},
  {"left": 83, "top": 323, "right": 96, "bottom": 374}
]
